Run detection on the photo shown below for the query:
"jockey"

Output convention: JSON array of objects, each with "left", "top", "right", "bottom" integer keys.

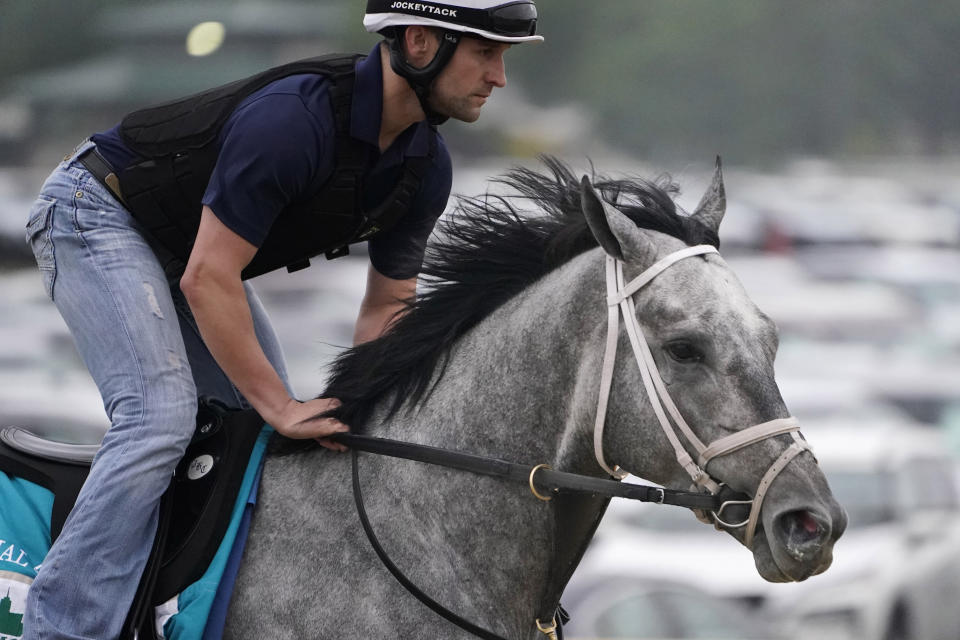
[{"left": 21, "top": 2, "right": 540, "bottom": 638}]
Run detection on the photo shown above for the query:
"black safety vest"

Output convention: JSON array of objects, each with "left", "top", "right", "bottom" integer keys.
[{"left": 116, "top": 53, "right": 435, "bottom": 280}]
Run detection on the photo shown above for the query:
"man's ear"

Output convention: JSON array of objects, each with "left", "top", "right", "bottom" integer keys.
[{"left": 402, "top": 25, "right": 438, "bottom": 65}]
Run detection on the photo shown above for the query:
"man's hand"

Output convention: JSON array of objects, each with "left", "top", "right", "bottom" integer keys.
[{"left": 270, "top": 397, "right": 349, "bottom": 451}]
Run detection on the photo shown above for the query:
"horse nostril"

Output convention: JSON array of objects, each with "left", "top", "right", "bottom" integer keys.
[
  {"left": 797, "top": 511, "right": 819, "bottom": 535},
  {"left": 778, "top": 509, "right": 826, "bottom": 561}
]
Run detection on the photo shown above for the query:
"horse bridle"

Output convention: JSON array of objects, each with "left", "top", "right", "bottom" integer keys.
[{"left": 593, "top": 244, "right": 812, "bottom": 547}]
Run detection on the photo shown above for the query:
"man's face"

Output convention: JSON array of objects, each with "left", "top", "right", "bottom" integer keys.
[{"left": 428, "top": 36, "right": 511, "bottom": 123}]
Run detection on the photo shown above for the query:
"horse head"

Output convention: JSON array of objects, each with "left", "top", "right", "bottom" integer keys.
[{"left": 579, "top": 161, "right": 846, "bottom": 583}]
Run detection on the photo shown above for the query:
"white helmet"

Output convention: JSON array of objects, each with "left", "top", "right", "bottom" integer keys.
[{"left": 364, "top": 0, "right": 543, "bottom": 44}]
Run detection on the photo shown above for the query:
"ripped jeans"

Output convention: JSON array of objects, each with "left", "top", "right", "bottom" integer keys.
[{"left": 22, "top": 141, "right": 290, "bottom": 640}]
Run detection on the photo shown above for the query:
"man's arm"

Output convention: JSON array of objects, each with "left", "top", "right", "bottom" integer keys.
[
  {"left": 180, "top": 206, "right": 347, "bottom": 448},
  {"left": 353, "top": 264, "right": 417, "bottom": 345}
]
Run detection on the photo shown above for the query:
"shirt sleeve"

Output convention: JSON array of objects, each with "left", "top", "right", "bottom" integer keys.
[
  {"left": 368, "top": 137, "right": 453, "bottom": 280},
  {"left": 202, "top": 90, "right": 332, "bottom": 247}
]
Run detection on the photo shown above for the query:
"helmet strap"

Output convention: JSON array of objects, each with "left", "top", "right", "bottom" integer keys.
[{"left": 385, "top": 27, "right": 461, "bottom": 126}]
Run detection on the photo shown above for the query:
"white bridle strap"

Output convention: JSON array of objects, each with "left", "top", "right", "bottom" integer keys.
[
  {"left": 742, "top": 438, "right": 810, "bottom": 546},
  {"left": 617, "top": 264, "right": 715, "bottom": 489},
  {"left": 622, "top": 287, "right": 708, "bottom": 458},
  {"left": 697, "top": 417, "right": 802, "bottom": 469},
  {"left": 593, "top": 257, "right": 627, "bottom": 478},
  {"left": 701, "top": 420, "right": 812, "bottom": 547},
  {"left": 607, "top": 245, "right": 721, "bottom": 306},
  {"left": 592, "top": 243, "right": 812, "bottom": 546},
  {"left": 593, "top": 245, "right": 718, "bottom": 480}
]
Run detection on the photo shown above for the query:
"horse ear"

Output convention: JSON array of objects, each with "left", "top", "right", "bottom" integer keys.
[
  {"left": 581, "top": 176, "right": 659, "bottom": 263},
  {"left": 690, "top": 156, "right": 726, "bottom": 235},
  {"left": 580, "top": 176, "right": 625, "bottom": 260}
]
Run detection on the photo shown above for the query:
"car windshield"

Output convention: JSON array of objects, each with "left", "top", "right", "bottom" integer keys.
[
  {"left": 659, "top": 589, "right": 771, "bottom": 639},
  {"left": 821, "top": 469, "right": 895, "bottom": 527},
  {"left": 590, "top": 589, "right": 672, "bottom": 638},
  {"left": 590, "top": 587, "right": 771, "bottom": 639}
]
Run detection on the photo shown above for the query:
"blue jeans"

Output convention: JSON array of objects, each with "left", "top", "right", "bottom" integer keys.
[{"left": 22, "top": 141, "right": 290, "bottom": 640}]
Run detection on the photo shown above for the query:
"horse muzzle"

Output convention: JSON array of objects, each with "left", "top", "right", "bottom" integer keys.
[{"left": 747, "top": 474, "right": 848, "bottom": 583}]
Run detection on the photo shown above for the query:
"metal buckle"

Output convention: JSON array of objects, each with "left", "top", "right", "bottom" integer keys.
[
  {"left": 529, "top": 464, "right": 553, "bottom": 502},
  {"left": 536, "top": 617, "right": 558, "bottom": 640},
  {"left": 711, "top": 498, "right": 752, "bottom": 529}
]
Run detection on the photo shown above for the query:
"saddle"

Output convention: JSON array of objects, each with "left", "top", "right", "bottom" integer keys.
[{"left": 0, "top": 400, "right": 267, "bottom": 640}]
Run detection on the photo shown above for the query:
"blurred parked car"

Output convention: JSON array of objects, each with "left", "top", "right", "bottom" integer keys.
[
  {"left": 725, "top": 255, "right": 920, "bottom": 340},
  {"left": 563, "top": 575, "right": 781, "bottom": 640},
  {"left": 573, "top": 420, "right": 960, "bottom": 640}
]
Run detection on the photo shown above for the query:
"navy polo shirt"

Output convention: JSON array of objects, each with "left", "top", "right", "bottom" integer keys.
[{"left": 91, "top": 44, "right": 452, "bottom": 280}]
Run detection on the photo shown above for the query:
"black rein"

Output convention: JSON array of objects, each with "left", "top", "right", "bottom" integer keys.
[
  {"left": 331, "top": 432, "right": 721, "bottom": 511},
  {"left": 330, "top": 432, "right": 722, "bottom": 640}
]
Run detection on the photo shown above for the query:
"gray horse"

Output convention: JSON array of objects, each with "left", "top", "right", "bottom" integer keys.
[{"left": 225, "top": 158, "right": 846, "bottom": 639}]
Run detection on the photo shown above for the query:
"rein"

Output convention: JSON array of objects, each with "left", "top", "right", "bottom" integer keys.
[
  {"left": 333, "top": 433, "right": 721, "bottom": 509},
  {"left": 332, "top": 432, "right": 722, "bottom": 640}
]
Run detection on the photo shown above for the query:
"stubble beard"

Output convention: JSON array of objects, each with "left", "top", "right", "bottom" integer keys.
[{"left": 427, "top": 90, "right": 482, "bottom": 123}]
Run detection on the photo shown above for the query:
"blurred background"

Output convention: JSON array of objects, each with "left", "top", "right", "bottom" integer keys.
[{"left": 1, "top": 2, "right": 959, "bottom": 638}]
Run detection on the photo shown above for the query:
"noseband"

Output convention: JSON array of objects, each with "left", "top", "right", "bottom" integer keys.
[{"left": 593, "top": 245, "right": 812, "bottom": 546}]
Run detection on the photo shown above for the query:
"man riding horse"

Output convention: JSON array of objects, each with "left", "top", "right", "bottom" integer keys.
[{"left": 21, "top": 2, "right": 541, "bottom": 637}]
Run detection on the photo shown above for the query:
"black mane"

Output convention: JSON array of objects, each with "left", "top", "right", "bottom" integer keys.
[{"left": 321, "top": 157, "right": 718, "bottom": 430}]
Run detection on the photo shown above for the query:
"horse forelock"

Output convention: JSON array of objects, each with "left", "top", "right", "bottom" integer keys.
[{"left": 288, "top": 156, "right": 716, "bottom": 441}]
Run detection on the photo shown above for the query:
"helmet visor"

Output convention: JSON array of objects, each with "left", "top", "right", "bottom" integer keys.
[{"left": 481, "top": 2, "right": 538, "bottom": 37}]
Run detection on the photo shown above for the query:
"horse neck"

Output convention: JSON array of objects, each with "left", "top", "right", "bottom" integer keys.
[
  {"left": 378, "top": 248, "right": 607, "bottom": 474},
  {"left": 363, "top": 249, "right": 611, "bottom": 636}
]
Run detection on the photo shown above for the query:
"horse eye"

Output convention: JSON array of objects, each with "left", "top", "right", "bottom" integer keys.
[{"left": 666, "top": 341, "right": 703, "bottom": 363}]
